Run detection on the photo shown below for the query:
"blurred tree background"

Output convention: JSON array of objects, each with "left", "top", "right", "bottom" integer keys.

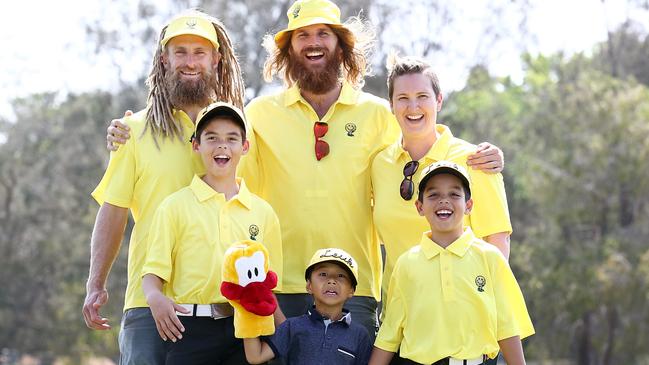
[{"left": 1, "top": 0, "right": 648, "bottom": 364}]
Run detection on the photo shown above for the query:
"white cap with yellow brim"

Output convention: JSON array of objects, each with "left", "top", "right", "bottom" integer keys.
[{"left": 305, "top": 248, "right": 359, "bottom": 288}]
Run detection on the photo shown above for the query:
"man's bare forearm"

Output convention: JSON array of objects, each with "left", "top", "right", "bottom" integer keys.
[
  {"left": 87, "top": 203, "right": 128, "bottom": 290},
  {"left": 484, "top": 232, "right": 510, "bottom": 260}
]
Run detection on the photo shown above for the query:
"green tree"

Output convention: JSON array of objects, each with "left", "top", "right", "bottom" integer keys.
[
  {"left": 444, "top": 52, "right": 649, "bottom": 364},
  {"left": 0, "top": 87, "right": 144, "bottom": 362}
]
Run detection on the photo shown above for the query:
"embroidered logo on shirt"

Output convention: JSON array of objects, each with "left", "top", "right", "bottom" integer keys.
[
  {"left": 475, "top": 275, "right": 486, "bottom": 292},
  {"left": 345, "top": 122, "right": 357, "bottom": 136},
  {"left": 292, "top": 4, "right": 301, "bottom": 18},
  {"left": 249, "top": 224, "right": 259, "bottom": 240}
]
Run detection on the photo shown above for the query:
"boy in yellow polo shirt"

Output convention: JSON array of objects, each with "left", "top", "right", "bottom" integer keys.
[
  {"left": 370, "top": 161, "right": 534, "bottom": 365},
  {"left": 141, "top": 102, "right": 283, "bottom": 364}
]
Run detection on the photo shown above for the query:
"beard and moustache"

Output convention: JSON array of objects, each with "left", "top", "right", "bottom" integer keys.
[
  {"left": 164, "top": 67, "right": 216, "bottom": 108},
  {"left": 289, "top": 46, "right": 342, "bottom": 95}
]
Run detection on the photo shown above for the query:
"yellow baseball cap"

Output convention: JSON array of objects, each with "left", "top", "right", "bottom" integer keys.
[
  {"left": 193, "top": 102, "right": 247, "bottom": 141},
  {"left": 305, "top": 248, "right": 358, "bottom": 288},
  {"left": 161, "top": 15, "right": 220, "bottom": 50},
  {"left": 418, "top": 160, "right": 472, "bottom": 200},
  {"left": 274, "top": 0, "right": 343, "bottom": 45}
]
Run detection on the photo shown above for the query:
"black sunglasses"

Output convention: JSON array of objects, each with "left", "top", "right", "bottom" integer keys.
[{"left": 399, "top": 160, "right": 419, "bottom": 200}]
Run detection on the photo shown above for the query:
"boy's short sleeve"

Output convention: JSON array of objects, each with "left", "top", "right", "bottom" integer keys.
[
  {"left": 91, "top": 124, "right": 137, "bottom": 208},
  {"left": 492, "top": 252, "right": 535, "bottom": 340},
  {"left": 141, "top": 199, "right": 176, "bottom": 282},
  {"left": 374, "top": 259, "right": 406, "bottom": 352},
  {"left": 264, "top": 318, "right": 291, "bottom": 359}
]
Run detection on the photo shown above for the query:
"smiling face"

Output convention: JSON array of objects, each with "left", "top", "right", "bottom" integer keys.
[
  {"left": 290, "top": 24, "right": 339, "bottom": 70},
  {"left": 306, "top": 262, "right": 354, "bottom": 310},
  {"left": 391, "top": 72, "right": 443, "bottom": 139},
  {"left": 192, "top": 117, "right": 248, "bottom": 180},
  {"left": 416, "top": 173, "right": 472, "bottom": 238},
  {"left": 162, "top": 34, "right": 220, "bottom": 107},
  {"left": 288, "top": 23, "right": 342, "bottom": 94}
]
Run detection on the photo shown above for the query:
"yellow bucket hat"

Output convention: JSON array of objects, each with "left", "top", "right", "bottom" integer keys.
[
  {"left": 161, "top": 14, "right": 220, "bottom": 50},
  {"left": 274, "top": 0, "right": 343, "bottom": 45}
]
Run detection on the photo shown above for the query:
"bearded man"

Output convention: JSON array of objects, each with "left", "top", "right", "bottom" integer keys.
[
  {"left": 82, "top": 10, "right": 244, "bottom": 364},
  {"left": 238, "top": 0, "right": 398, "bottom": 339},
  {"left": 241, "top": 0, "right": 506, "bottom": 341}
]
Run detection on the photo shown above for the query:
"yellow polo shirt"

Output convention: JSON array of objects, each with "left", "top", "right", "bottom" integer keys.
[
  {"left": 92, "top": 109, "right": 204, "bottom": 310},
  {"left": 240, "top": 82, "right": 399, "bottom": 299},
  {"left": 141, "top": 176, "right": 283, "bottom": 304},
  {"left": 375, "top": 229, "right": 534, "bottom": 363},
  {"left": 371, "top": 124, "right": 512, "bottom": 296}
]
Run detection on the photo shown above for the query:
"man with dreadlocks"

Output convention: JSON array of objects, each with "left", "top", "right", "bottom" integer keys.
[{"left": 82, "top": 10, "right": 245, "bottom": 364}]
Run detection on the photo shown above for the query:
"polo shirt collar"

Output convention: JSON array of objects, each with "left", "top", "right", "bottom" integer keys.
[
  {"left": 307, "top": 305, "right": 352, "bottom": 326},
  {"left": 189, "top": 175, "right": 253, "bottom": 209},
  {"left": 171, "top": 109, "right": 196, "bottom": 130},
  {"left": 283, "top": 81, "right": 359, "bottom": 107},
  {"left": 393, "top": 124, "right": 454, "bottom": 163},
  {"left": 420, "top": 227, "right": 475, "bottom": 259}
]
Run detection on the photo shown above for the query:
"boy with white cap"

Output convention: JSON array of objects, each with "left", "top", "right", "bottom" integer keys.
[
  {"left": 370, "top": 161, "right": 534, "bottom": 365},
  {"left": 243, "top": 248, "right": 372, "bottom": 365},
  {"left": 141, "top": 102, "right": 283, "bottom": 364}
]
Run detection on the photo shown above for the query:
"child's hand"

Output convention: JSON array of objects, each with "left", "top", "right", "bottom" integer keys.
[{"left": 147, "top": 291, "right": 189, "bottom": 342}]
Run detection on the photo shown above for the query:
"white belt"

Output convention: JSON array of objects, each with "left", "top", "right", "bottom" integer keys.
[
  {"left": 176, "top": 303, "right": 233, "bottom": 319},
  {"left": 177, "top": 304, "right": 212, "bottom": 317},
  {"left": 448, "top": 356, "right": 484, "bottom": 365}
]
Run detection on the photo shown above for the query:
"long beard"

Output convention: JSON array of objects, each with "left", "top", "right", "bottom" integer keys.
[
  {"left": 165, "top": 68, "right": 215, "bottom": 108},
  {"left": 289, "top": 47, "right": 341, "bottom": 95}
]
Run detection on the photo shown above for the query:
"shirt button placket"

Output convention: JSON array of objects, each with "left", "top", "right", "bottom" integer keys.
[
  {"left": 219, "top": 207, "right": 229, "bottom": 242},
  {"left": 441, "top": 252, "right": 455, "bottom": 301}
]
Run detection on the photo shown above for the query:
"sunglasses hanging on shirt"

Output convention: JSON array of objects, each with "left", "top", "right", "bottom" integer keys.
[
  {"left": 399, "top": 160, "right": 419, "bottom": 200},
  {"left": 313, "top": 121, "right": 330, "bottom": 161}
]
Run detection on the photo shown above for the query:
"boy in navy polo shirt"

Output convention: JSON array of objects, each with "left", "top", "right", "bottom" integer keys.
[{"left": 243, "top": 248, "right": 372, "bottom": 364}]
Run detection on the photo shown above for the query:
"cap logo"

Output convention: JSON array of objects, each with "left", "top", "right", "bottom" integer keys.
[
  {"left": 249, "top": 224, "right": 259, "bottom": 240},
  {"left": 320, "top": 249, "right": 354, "bottom": 269},
  {"left": 185, "top": 18, "right": 197, "bottom": 29},
  {"left": 293, "top": 4, "right": 301, "bottom": 18},
  {"left": 475, "top": 275, "right": 486, "bottom": 292},
  {"left": 345, "top": 123, "right": 356, "bottom": 137}
]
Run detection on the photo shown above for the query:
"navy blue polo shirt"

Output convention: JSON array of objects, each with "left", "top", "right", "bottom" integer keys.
[{"left": 264, "top": 307, "right": 372, "bottom": 365}]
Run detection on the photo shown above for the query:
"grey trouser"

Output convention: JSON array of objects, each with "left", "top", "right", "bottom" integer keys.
[{"left": 119, "top": 308, "right": 165, "bottom": 365}]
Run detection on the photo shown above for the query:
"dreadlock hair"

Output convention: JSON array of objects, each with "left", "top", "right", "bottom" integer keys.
[
  {"left": 143, "top": 10, "right": 245, "bottom": 147},
  {"left": 262, "top": 15, "right": 375, "bottom": 89}
]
